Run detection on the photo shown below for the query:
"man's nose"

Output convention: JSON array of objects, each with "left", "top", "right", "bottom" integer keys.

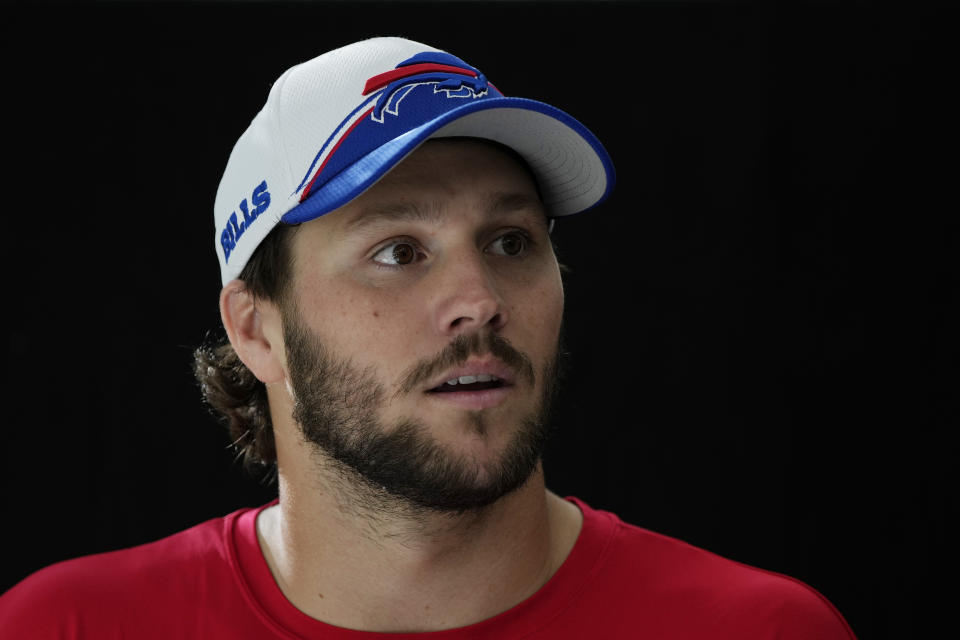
[{"left": 431, "top": 250, "right": 508, "bottom": 337}]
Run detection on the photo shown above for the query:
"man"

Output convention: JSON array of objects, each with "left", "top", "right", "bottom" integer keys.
[{"left": 1, "top": 37, "right": 855, "bottom": 638}]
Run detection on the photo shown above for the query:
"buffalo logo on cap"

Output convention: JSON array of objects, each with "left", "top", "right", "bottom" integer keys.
[
  {"left": 362, "top": 51, "right": 490, "bottom": 123},
  {"left": 297, "top": 50, "right": 500, "bottom": 203}
]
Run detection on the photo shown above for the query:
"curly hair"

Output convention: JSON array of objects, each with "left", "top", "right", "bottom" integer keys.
[{"left": 193, "top": 223, "right": 299, "bottom": 467}]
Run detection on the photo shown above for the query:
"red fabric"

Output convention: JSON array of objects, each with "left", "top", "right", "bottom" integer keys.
[
  {"left": 0, "top": 498, "right": 856, "bottom": 639},
  {"left": 362, "top": 63, "right": 478, "bottom": 96}
]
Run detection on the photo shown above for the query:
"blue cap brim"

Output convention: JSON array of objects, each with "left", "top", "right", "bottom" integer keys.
[{"left": 281, "top": 96, "right": 615, "bottom": 225}]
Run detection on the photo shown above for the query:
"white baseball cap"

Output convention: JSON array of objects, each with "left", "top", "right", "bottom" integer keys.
[{"left": 214, "top": 36, "right": 615, "bottom": 285}]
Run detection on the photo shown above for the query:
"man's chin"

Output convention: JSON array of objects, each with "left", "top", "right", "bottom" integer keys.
[
  {"left": 395, "top": 397, "right": 540, "bottom": 440},
  {"left": 322, "top": 418, "right": 545, "bottom": 514}
]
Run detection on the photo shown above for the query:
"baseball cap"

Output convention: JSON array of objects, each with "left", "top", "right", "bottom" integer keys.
[{"left": 214, "top": 37, "right": 615, "bottom": 285}]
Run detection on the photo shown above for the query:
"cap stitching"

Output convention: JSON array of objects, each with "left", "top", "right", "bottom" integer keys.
[{"left": 270, "top": 65, "right": 298, "bottom": 202}]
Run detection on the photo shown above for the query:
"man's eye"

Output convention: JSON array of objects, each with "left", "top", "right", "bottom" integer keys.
[
  {"left": 372, "top": 241, "right": 419, "bottom": 266},
  {"left": 488, "top": 231, "right": 529, "bottom": 257}
]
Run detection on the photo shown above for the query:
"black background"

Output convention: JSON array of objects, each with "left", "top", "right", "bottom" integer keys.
[{"left": 2, "top": 2, "right": 954, "bottom": 638}]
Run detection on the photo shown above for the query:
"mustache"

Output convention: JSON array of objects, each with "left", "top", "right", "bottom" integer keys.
[{"left": 396, "top": 333, "right": 536, "bottom": 396}]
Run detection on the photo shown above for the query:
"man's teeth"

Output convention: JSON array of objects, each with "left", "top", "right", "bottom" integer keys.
[{"left": 444, "top": 374, "right": 499, "bottom": 386}]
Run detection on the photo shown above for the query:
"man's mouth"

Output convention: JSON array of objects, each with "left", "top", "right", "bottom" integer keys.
[{"left": 429, "top": 374, "right": 507, "bottom": 393}]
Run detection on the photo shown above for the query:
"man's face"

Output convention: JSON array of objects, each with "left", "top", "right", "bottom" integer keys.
[{"left": 279, "top": 139, "right": 565, "bottom": 512}]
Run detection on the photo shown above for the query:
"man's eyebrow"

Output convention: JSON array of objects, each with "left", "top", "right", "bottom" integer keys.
[
  {"left": 342, "top": 192, "right": 544, "bottom": 234},
  {"left": 342, "top": 200, "right": 445, "bottom": 233}
]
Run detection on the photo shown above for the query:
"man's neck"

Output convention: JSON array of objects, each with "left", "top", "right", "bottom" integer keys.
[{"left": 256, "top": 465, "right": 582, "bottom": 632}]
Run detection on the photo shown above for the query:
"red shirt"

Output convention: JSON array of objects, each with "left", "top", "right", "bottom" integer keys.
[{"left": 0, "top": 498, "right": 856, "bottom": 638}]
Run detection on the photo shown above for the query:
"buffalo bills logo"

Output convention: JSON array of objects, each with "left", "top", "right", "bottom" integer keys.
[
  {"left": 363, "top": 51, "right": 490, "bottom": 123},
  {"left": 296, "top": 50, "right": 500, "bottom": 203}
]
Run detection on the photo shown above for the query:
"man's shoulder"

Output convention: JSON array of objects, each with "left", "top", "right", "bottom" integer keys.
[
  {"left": 571, "top": 500, "right": 856, "bottom": 639},
  {"left": 0, "top": 509, "right": 246, "bottom": 638},
  {"left": 10, "top": 511, "right": 229, "bottom": 590}
]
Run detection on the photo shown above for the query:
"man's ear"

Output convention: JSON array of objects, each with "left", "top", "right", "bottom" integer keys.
[{"left": 219, "top": 279, "right": 286, "bottom": 384}]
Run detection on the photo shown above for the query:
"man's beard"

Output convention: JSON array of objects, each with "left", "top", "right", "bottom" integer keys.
[{"left": 283, "top": 308, "right": 562, "bottom": 514}]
